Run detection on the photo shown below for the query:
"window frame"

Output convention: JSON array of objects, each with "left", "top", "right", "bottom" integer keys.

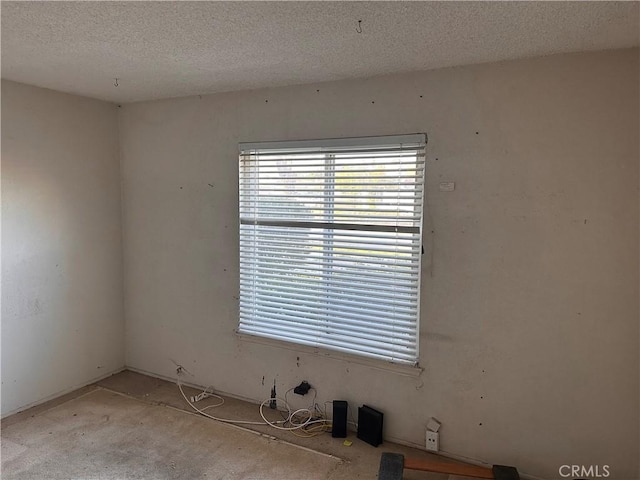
[{"left": 238, "top": 134, "right": 427, "bottom": 366}]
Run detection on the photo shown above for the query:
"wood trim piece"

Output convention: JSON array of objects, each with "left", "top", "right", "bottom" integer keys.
[{"left": 403, "top": 457, "right": 495, "bottom": 479}]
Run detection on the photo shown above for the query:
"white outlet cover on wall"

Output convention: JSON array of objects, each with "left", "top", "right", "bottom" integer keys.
[{"left": 426, "top": 430, "right": 439, "bottom": 452}]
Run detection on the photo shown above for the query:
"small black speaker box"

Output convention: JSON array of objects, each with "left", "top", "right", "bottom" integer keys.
[
  {"left": 332, "top": 400, "right": 348, "bottom": 438},
  {"left": 357, "top": 404, "right": 383, "bottom": 447}
]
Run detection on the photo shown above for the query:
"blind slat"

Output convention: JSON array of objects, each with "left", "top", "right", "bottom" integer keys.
[
  {"left": 239, "top": 323, "right": 417, "bottom": 362},
  {"left": 240, "top": 276, "right": 417, "bottom": 299}
]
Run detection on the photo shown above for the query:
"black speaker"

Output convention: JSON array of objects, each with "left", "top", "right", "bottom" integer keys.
[
  {"left": 357, "top": 404, "right": 383, "bottom": 447},
  {"left": 332, "top": 400, "right": 348, "bottom": 438}
]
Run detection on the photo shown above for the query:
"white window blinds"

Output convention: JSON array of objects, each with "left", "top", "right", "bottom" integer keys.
[{"left": 238, "top": 134, "right": 426, "bottom": 365}]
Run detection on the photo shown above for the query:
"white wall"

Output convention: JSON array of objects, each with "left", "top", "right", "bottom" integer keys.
[
  {"left": 1, "top": 81, "right": 125, "bottom": 415},
  {"left": 119, "top": 49, "right": 639, "bottom": 479}
]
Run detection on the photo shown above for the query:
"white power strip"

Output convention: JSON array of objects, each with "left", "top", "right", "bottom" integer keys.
[{"left": 190, "top": 392, "right": 208, "bottom": 403}]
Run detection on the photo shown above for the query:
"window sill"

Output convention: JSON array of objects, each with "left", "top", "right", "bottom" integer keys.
[{"left": 235, "top": 331, "right": 424, "bottom": 378}]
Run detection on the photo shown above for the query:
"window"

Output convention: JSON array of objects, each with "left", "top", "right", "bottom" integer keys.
[{"left": 238, "top": 134, "right": 426, "bottom": 365}]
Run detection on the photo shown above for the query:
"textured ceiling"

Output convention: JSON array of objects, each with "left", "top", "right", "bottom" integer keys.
[{"left": 1, "top": 1, "right": 638, "bottom": 103}]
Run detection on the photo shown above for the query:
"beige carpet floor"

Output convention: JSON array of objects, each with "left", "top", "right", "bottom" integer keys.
[{"left": 1, "top": 388, "right": 342, "bottom": 480}]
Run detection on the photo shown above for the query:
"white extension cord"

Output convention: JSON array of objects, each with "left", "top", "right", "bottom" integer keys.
[{"left": 176, "top": 369, "right": 332, "bottom": 432}]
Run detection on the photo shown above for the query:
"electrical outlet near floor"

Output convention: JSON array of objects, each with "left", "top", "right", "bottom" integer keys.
[{"left": 426, "top": 430, "right": 439, "bottom": 452}]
